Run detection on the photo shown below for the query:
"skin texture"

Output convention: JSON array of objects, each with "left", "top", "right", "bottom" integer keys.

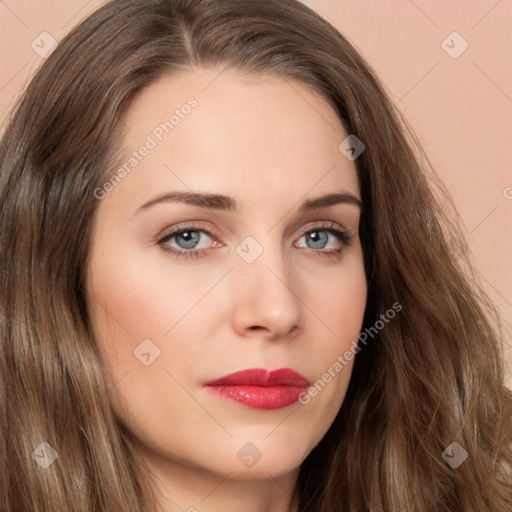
[{"left": 85, "top": 68, "right": 367, "bottom": 512}]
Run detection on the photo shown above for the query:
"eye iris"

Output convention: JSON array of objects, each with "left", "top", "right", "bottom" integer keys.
[
  {"left": 176, "top": 231, "right": 200, "bottom": 249},
  {"left": 307, "top": 231, "right": 328, "bottom": 249}
]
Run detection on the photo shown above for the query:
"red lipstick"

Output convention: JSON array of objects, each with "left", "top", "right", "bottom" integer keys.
[{"left": 203, "top": 368, "right": 310, "bottom": 410}]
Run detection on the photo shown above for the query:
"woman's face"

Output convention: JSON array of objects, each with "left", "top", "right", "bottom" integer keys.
[{"left": 86, "top": 68, "right": 367, "bottom": 484}]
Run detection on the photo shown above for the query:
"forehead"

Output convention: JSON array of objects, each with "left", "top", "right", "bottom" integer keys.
[{"left": 104, "top": 68, "right": 360, "bottom": 213}]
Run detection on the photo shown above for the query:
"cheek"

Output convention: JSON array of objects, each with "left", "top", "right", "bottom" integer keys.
[
  {"left": 298, "top": 254, "right": 367, "bottom": 411},
  {"left": 310, "top": 250, "right": 367, "bottom": 351},
  {"left": 85, "top": 255, "right": 207, "bottom": 442},
  {"left": 324, "top": 277, "right": 367, "bottom": 356},
  {"left": 85, "top": 248, "right": 227, "bottom": 396},
  {"left": 88, "top": 250, "right": 209, "bottom": 341}
]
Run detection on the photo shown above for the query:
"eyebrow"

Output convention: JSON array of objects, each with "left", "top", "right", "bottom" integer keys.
[{"left": 135, "top": 189, "right": 363, "bottom": 215}]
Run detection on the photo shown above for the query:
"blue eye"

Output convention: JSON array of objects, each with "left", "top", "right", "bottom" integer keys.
[
  {"left": 296, "top": 228, "right": 350, "bottom": 252},
  {"left": 157, "top": 222, "right": 352, "bottom": 260},
  {"left": 170, "top": 230, "right": 205, "bottom": 250},
  {"left": 158, "top": 226, "right": 215, "bottom": 259}
]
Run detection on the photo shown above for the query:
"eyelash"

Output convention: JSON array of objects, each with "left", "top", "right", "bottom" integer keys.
[{"left": 157, "top": 222, "right": 353, "bottom": 260}]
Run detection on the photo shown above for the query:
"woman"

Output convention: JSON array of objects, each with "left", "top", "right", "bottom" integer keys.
[{"left": 1, "top": 0, "right": 510, "bottom": 510}]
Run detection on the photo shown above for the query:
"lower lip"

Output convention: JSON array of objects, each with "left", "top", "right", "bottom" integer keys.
[{"left": 205, "top": 385, "right": 308, "bottom": 409}]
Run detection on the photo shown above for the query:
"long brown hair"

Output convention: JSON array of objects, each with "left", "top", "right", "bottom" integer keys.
[{"left": 1, "top": 0, "right": 511, "bottom": 510}]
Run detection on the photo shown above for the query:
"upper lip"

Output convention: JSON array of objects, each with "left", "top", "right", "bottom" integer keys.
[{"left": 203, "top": 368, "right": 310, "bottom": 387}]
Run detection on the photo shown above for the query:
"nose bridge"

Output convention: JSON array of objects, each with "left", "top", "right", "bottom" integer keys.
[{"left": 230, "top": 231, "right": 303, "bottom": 337}]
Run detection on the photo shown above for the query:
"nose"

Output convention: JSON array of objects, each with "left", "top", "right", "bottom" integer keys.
[{"left": 230, "top": 246, "right": 304, "bottom": 341}]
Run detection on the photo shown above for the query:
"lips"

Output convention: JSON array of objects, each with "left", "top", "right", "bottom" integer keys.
[{"left": 203, "top": 368, "right": 310, "bottom": 410}]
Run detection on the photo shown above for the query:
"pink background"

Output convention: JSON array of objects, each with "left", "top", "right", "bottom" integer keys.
[{"left": 1, "top": 0, "right": 511, "bottom": 387}]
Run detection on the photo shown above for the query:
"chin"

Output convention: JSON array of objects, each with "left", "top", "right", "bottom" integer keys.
[{"left": 181, "top": 436, "right": 311, "bottom": 481}]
